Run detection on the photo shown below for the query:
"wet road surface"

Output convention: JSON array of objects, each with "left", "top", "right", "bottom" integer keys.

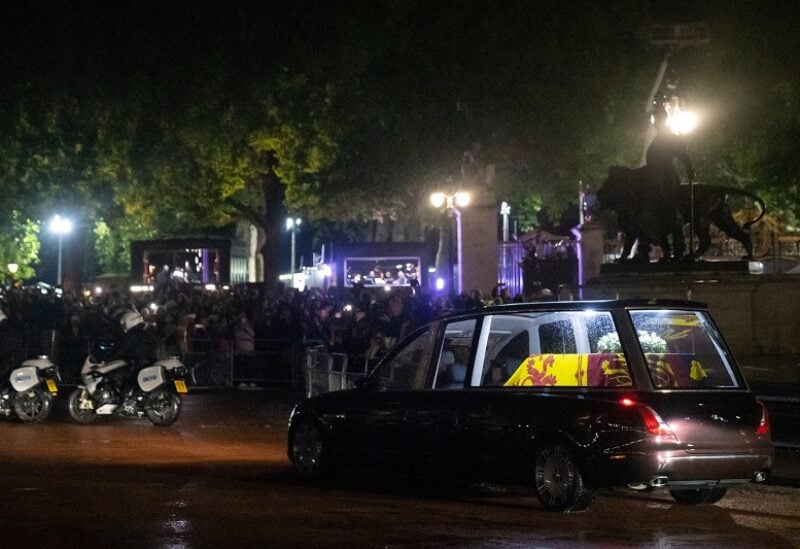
[{"left": 1, "top": 389, "right": 799, "bottom": 548}]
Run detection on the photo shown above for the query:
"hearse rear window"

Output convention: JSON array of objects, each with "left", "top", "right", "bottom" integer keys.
[
  {"left": 476, "top": 311, "right": 633, "bottom": 388},
  {"left": 629, "top": 310, "right": 739, "bottom": 389}
]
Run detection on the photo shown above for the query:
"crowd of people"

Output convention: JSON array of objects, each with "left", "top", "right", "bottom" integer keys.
[{"left": 0, "top": 281, "right": 529, "bottom": 375}]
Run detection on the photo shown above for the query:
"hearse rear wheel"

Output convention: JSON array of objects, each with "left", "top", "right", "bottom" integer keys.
[
  {"left": 669, "top": 486, "right": 727, "bottom": 504},
  {"left": 533, "top": 441, "right": 595, "bottom": 512}
]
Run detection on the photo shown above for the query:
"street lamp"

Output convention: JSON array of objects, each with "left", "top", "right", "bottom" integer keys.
[
  {"left": 500, "top": 201, "right": 511, "bottom": 242},
  {"left": 286, "top": 217, "right": 302, "bottom": 275},
  {"left": 663, "top": 96, "right": 700, "bottom": 136},
  {"left": 7, "top": 263, "right": 18, "bottom": 286},
  {"left": 430, "top": 191, "right": 470, "bottom": 294},
  {"left": 430, "top": 191, "right": 471, "bottom": 210},
  {"left": 500, "top": 201, "right": 511, "bottom": 284},
  {"left": 662, "top": 98, "right": 700, "bottom": 256},
  {"left": 49, "top": 214, "right": 73, "bottom": 286}
]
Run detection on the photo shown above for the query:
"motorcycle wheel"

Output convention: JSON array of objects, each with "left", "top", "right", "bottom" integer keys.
[
  {"left": 144, "top": 388, "right": 181, "bottom": 426},
  {"left": 67, "top": 388, "right": 98, "bottom": 424},
  {"left": 13, "top": 387, "right": 53, "bottom": 423}
]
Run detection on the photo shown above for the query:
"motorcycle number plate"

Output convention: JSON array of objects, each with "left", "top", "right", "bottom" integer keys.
[
  {"left": 173, "top": 380, "right": 188, "bottom": 394},
  {"left": 45, "top": 379, "right": 58, "bottom": 393}
]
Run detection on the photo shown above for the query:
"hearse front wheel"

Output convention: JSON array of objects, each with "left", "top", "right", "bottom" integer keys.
[
  {"left": 533, "top": 441, "right": 595, "bottom": 512},
  {"left": 289, "top": 420, "right": 333, "bottom": 484},
  {"left": 669, "top": 486, "right": 727, "bottom": 505}
]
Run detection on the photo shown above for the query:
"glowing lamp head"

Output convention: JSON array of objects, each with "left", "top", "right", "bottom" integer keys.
[
  {"left": 454, "top": 191, "right": 471, "bottom": 208},
  {"left": 49, "top": 215, "right": 73, "bottom": 235},
  {"left": 667, "top": 110, "right": 698, "bottom": 135},
  {"left": 430, "top": 192, "right": 446, "bottom": 208}
]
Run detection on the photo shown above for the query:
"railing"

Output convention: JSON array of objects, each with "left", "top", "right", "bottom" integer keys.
[
  {"left": 304, "top": 346, "right": 373, "bottom": 398},
  {"left": 44, "top": 335, "right": 311, "bottom": 390},
  {"left": 498, "top": 241, "right": 525, "bottom": 297},
  {"left": 180, "top": 339, "right": 233, "bottom": 388}
]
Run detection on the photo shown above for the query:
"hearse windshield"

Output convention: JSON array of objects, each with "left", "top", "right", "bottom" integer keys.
[{"left": 628, "top": 310, "right": 740, "bottom": 389}]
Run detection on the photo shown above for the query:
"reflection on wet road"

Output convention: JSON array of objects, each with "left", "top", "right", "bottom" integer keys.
[{"left": 1, "top": 390, "right": 799, "bottom": 548}]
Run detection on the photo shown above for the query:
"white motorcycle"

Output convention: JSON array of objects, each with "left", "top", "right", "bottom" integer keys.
[
  {"left": 0, "top": 356, "right": 60, "bottom": 422},
  {"left": 67, "top": 354, "right": 188, "bottom": 427}
]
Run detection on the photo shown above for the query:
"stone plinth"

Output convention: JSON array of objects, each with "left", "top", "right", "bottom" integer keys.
[
  {"left": 460, "top": 188, "right": 498, "bottom": 295},
  {"left": 574, "top": 222, "right": 605, "bottom": 287}
]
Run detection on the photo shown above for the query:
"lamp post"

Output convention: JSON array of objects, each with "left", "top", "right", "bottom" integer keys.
[
  {"left": 49, "top": 214, "right": 73, "bottom": 286},
  {"left": 500, "top": 201, "right": 511, "bottom": 282},
  {"left": 286, "top": 217, "right": 302, "bottom": 276},
  {"left": 662, "top": 99, "right": 699, "bottom": 257},
  {"left": 500, "top": 201, "right": 511, "bottom": 242},
  {"left": 430, "top": 191, "right": 470, "bottom": 294}
]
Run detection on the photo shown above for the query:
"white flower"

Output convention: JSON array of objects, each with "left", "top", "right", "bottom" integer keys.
[
  {"left": 597, "top": 332, "right": 622, "bottom": 353},
  {"left": 636, "top": 330, "right": 667, "bottom": 353},
  {"left": 596, "top": 330, "right": 667, "bottom": 354}
]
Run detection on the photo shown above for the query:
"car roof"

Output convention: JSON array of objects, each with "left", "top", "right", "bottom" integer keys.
[{"left": 436, "top": 299, "right": 708, "bottom": 322}]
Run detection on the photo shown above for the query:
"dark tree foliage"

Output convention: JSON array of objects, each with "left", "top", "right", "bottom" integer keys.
[{"left": 0, "top": 0, "right": 798, "bottom": 279}]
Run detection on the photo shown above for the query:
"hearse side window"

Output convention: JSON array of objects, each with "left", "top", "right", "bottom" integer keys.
[
  {"left": 586, "top": 313, "right": 617, "bottom": 353},
  {"left": 502, "top": 311, "right": 633, "bottom": 388},
  {"left": 479, "top": 328, "right": 530, "bottom": 386},
  {"left": 629, "top": 310, "right": 739, "bottom": 389},
  {"left": 478, "top": 311, "right": 632, "bottom": 388},
  {"left": 433, "top": 319, "right": 476, "bottom": 389},
  {"left": 374, "top": 327, "right": 433, "bottom": 390},
  {"left": 539, "top": 321, "right": 577, "bottom": 354}
]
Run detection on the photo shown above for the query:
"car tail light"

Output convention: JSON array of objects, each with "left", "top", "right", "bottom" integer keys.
[
  {"left": 755, "top": 401, "right": 770, "bottom": 436},
  {"left": 620, "top": 397, "right": 678, "bottom": 441}
]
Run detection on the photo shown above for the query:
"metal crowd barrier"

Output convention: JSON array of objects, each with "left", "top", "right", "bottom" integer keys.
[
  {"left": 304, "top": 346, "right": 372, "bottom": 398},
  {"left": 181, "top": 339, "right": 234, "bottom": 389},
  {"left": 49, "top": 335, "right": 311, "bottom": 390},
  {"left": 182, "top": 337, "right": 309, "bottom": 389}
]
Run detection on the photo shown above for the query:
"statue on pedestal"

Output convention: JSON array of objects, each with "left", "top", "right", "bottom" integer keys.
[
  {"left": 597, "top": 105, "right": 765, "bottom": 263},
  {"left": 598, "top": 167, "right": 766, "bottom": 262}
]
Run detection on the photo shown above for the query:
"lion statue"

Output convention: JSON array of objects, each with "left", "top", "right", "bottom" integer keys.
[{"left": 598, "top": 166, "right": 766, "bottom": 261}]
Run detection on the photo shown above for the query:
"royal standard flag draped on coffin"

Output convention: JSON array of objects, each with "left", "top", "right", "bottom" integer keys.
[{"left": 504, "top": 354, "right": 632, "bottom": 388}]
